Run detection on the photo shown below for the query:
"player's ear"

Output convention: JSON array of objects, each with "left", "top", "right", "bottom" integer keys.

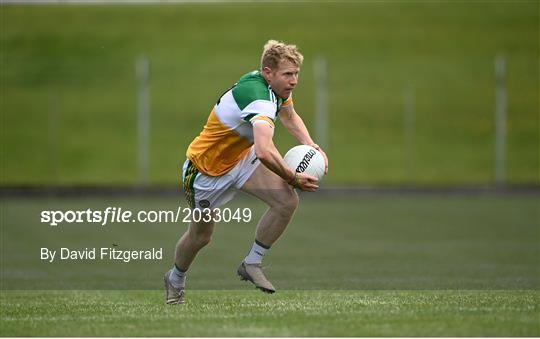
[{"left": 262, "top": 66, "right": 272, "bottom": 76}]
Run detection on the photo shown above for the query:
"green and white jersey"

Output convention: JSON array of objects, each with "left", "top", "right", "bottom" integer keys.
[{"left": 186, "top": 70, "right": 293, "bottom": 176}]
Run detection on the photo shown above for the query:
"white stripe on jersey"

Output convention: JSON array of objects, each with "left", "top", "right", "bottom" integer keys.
[
  {"left": 215, "top": 90, "right": 277, "bottom": 130},
  {"left": 242, "top": 100, "right": 277, "bottom": 120},
  {"left": 268, "top": 87, "right": 276, "bottom": 104}
]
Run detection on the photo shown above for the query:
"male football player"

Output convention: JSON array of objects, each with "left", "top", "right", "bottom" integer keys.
[{"left": 164, "top": 40, "right": 328, "bottom": 304}]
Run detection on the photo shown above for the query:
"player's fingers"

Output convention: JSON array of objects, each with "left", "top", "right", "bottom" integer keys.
[
  {"left": 304, "top": 174, "right": 318, "bottom": 182},
  {"left": 298, "top": 181, "right": 317, "bottom": 191},
  {"left": 306, "top": 182, "right": 319, "bottom": 190}
]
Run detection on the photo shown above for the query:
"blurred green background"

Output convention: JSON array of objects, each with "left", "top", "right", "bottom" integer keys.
[{"left": 1, "top": 2, "right": 538, "bottom": 185}]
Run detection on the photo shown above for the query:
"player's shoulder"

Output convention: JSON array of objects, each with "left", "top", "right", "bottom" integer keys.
[{"left": 232, "top": 70, "right": 276, "bottom": 110}]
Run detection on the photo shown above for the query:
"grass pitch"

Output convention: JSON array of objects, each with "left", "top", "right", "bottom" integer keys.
[
  {"left": 1, "top": 194, "right": 538, "bottom": 336},
  {"left": 2, "top": 195, "right": 538, "bottom": 290},
  {"left": 1, "top": 290, "right": 538, "bottom": 337}
]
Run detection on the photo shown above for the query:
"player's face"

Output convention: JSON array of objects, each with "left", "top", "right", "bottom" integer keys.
[{"left": 264, "top": 60, "right": 300, "bottom": 99}]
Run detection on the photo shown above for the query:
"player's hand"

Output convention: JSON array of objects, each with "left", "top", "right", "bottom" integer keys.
[
  {"left": 310, "top": 143, "right": 329, "bottom": 175},
  {"left": 290, "top": 172, "right": 319, "bottom": 192}
]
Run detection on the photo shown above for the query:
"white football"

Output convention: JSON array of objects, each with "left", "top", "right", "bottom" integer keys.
[{"left": 283, "top": 145, "right": 325, "bottom": 180}]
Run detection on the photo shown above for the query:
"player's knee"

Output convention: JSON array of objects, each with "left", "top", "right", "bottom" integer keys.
[
  {"left": 188, "top": 222, "right": 214, "bottom": 247},
  {"left": 275, "top": 190, "right": 299, "bottom": 216},
  {"left": 198, "top": 233, "right": 213, "bottom": 247},
  {"left": 193, "top": 231, "right": 212, "bottom": 247}
]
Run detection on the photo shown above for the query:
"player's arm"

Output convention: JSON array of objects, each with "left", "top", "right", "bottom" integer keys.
[
  {"left": 279, "top": 105, "right": 329, "bottom": 174},
  {"left": 252, "top": 122, "right": 318, "bottom": 191}
]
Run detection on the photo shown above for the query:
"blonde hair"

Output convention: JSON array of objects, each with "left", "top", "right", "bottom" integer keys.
[{"left": 261, "top": 40, "right": 304, "bottom": 69}]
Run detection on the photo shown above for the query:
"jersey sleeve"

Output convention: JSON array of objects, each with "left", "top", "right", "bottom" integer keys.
[{"left": 241, "top": 100, "right": 277, "bottom": 127}]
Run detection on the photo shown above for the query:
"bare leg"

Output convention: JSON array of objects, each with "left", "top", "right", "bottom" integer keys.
[
  {"left": 174, "top": 219, "right": 215, "bottom": 271},
  {"left": 165, "top": 217, "right": 215, "bottom": 304},
  {"left": 241, "top": 164, "right": 299, "bottom": 247},
  {"left": 234, "top": 164, "right": 299, "bottom": 293}
]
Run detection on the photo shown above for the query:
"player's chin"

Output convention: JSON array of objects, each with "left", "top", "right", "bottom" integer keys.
[{"left": 282, "top": 89, "right": 292, "bottom": 98}]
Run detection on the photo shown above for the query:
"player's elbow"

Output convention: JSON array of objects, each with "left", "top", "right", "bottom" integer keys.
[{"left": 254, "top": 146, "right": 271, "bottom": 162}]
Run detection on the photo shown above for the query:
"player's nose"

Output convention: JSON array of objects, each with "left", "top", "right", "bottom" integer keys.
[{"left": 290, "top": 74, "right": 298, "bottom": 86}]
